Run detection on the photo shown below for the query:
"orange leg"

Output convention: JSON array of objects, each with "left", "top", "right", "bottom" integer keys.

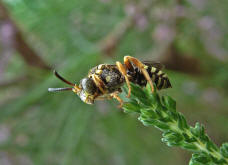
[
  {"left": 124, "top": 56, "right": 154, "bottom": 93},
  {"left": 116, "top": 61, "right": 131, "bottom": 98},
  {"left": 95, "top": 94, "right": 113, "bottom": 100},
  {"left": 110, "top": 92, "right": 124, "bottom": 108},
  {"left": 91, "top": 74, "right": 106, "bottom": 94}
]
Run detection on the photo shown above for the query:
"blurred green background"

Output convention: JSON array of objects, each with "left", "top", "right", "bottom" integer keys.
[{"left": 0, "top": 0, "right": 228, "bottom": 164}]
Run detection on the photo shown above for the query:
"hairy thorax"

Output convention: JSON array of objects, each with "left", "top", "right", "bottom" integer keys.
[{"left": 89, "top": 64, "right": 125, "bottom": 94}]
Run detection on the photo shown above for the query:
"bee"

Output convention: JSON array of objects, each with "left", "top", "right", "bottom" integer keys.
[{"left": 48, "top": 56, "right": 171, "bottom": 107}]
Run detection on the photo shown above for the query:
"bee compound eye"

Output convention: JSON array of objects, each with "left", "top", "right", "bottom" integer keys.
[
  {"left": 81, "top": 78, "right": 96, "bottom": 94},
  {"left": 81, "top": 78, "right": 88, "bottom": 89}
]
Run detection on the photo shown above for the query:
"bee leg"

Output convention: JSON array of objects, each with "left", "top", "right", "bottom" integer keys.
[
  {"left": 91, "top": 74, "right": 106, "bottom": 94},
  {"left": 95, "top": 95, "right": 113, "bottom": 100},
  {"left": 110, "top": 92, "right": 124, "bottom": 108},
  {"left": 116, "top": 61, "right": 131, "bottom": 98},
  {"left": 124, "top": 56, "right": 154, "bottom": 93}
]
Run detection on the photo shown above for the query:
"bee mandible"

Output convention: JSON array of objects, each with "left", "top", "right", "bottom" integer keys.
[{"left": 48, "top": 56, "right": 171, "bottom": 107}]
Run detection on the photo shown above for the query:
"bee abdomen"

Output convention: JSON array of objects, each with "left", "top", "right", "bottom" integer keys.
[{"left": 149, "top": 67, "right": 172, "bottom": 90}]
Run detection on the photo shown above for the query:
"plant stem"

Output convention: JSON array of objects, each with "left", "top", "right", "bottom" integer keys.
[{"left": 122, "top": 83, "right": 228, "bottom": 165}]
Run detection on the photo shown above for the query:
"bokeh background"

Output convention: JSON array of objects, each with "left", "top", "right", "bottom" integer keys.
[{"left": 0, "top": 0, "right": 228, "bottom": 164}]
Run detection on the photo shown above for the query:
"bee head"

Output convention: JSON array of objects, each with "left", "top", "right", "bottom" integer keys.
[
  {"left": 48, "top": 71, "right": 96, "bottom": 104},
  {"left": 76, "top": 78, "right": 97, "bottom": 104}
]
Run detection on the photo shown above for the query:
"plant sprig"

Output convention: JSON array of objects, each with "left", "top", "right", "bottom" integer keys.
[{"left": 122, "top": 83, "right": 228, "bottom": 165}]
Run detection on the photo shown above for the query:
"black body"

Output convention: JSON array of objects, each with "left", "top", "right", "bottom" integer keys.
[
  {"left": 89, "top": 62, "right": 171, "bottom": 95},
  {"left": 128, "top": 64, "right": 172, "bottom": 90}
]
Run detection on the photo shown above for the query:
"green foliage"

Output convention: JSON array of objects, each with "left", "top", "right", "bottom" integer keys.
[
  {"left": 123, "top": 83, "right": 228, "bottom": 165},
  {"left": 220, "top": 143, "right": 228, "bottom": 158}
]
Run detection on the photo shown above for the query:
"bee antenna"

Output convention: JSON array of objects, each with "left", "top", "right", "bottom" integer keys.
[
  {"left": 54, "top": 70, "right": 75, "bottom": 86},
  {"left": 48, "top": 87, "right": 72, "bottom": 92}
]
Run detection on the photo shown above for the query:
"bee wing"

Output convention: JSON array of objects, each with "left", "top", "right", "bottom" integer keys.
[{"left": 142, "top": 61, "right": 165, "bottom": 70}]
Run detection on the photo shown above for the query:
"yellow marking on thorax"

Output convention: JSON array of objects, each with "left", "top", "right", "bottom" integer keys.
[
  {"left": 95, "top": 69, "right": 102, "bottom": 75},
  {"left": 106, "top": 76, "right": 111, "bottom": 82},
  {"left": 98, "top": 64, "right": 105, "bottom": 70}
]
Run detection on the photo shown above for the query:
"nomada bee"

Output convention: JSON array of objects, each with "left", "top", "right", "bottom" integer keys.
[{"left": 48, "top": 56, "right": 171, "bottom": 107}]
